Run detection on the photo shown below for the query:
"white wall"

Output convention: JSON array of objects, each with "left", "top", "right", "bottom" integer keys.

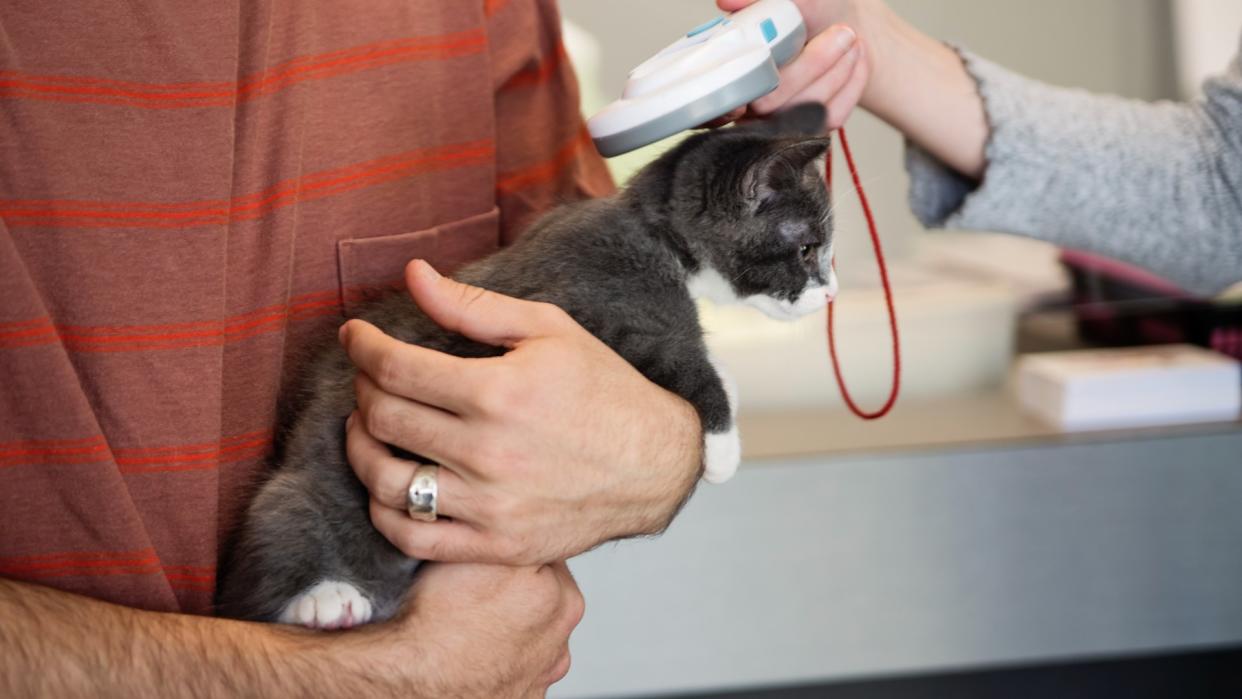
[
  {"left": 545, "top": 6, "right": 1242, "bottom": 698},
  {"left": 1172, "top": 0, "right": 1242, "bottom": 97}
]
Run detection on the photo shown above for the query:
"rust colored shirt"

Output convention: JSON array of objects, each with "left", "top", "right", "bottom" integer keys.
[{"left": 0, "top": 0, "right": 613, "bottom": 614}]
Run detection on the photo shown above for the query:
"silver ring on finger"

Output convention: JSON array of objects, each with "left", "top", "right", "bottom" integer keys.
[{"left": 406, "top": 464, "right": 439, "bottom": 522}]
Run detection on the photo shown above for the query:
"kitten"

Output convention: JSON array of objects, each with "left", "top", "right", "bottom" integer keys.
[{"left": 216, "top": 102, "right": 838, "bottom": 628}]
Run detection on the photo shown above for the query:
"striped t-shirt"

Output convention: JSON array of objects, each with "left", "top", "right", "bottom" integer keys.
[{"left": 0, "top": 0, "right": 614, "bottom": 614}]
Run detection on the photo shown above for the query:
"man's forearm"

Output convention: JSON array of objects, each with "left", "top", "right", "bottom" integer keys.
[
  {"left": 857, "top": 0, "right": 989, "bottom": 178},
  {"left": 1, "top": 578, "right": 368, "bottom": 698}
]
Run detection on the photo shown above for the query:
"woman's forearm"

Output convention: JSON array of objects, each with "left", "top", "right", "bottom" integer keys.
[{"left": 855, "top": 0, "right": 989, "bottom": 178}]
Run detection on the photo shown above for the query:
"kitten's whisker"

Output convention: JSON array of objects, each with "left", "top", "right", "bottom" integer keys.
[{"left": 730, "top": 265, "right": 756, "bottom": 283}]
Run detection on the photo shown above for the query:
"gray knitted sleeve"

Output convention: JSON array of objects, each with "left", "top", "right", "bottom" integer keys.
[{"left": 905, "top": 35, "right": 1242, "bottom": 296}]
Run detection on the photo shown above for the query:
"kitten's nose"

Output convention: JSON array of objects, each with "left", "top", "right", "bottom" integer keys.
[{"left": 825, "top": 269, "right": 839, "bottom": 301}]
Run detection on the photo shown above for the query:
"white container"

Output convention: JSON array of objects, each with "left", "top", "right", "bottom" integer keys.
[
  {"left": 701, "top": 262, "right": 1017, "bottom": 413},
  {"left": 1016, "top": 344, "right": 1242, "bottom": 431}
]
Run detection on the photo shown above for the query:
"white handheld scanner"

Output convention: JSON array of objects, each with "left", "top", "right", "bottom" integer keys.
[{"left": 587, "top": 0, "right": 806, "bottom": 157}]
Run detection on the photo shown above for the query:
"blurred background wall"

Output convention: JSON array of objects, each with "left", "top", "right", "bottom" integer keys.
[
  {"left": 550, "top": 2, "right": 1242, "bottom": 697},
  {"left": 559, "top": 0, "right": 1210, "bottom": 415},
  {"left": 562, "top": 0, "right": 1178, "bottom": 264}
]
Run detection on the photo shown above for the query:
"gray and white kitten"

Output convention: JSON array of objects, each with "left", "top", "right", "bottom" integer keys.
[{"left": 216, "top": 103, "right": 838, "bottom": 628}]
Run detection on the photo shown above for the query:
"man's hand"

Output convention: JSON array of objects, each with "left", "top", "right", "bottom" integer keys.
[
  {"left": 2, "top": 562, "right": 582, "bottom": 698},
  {"left": 341, "top": 259, "right": 702, "bottom": 566},
  {"left": 716, "top": 0, "right": 870, "bottom": 129},
  {"left": 335, "top": 562, "right": 584, "bottom": 698}
]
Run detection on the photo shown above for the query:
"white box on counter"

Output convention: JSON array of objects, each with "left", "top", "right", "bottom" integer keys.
[{"left": 1016, "top": 344, "right": 1242, "bottom": 432}]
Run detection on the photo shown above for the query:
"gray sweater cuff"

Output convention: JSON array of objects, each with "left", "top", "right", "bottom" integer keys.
[
  {"left": 905, "top": 47, "right": 1047, "bottom": 231},
  {"left": 900, "top": 40, "right": 1242, "bottom": 296}
]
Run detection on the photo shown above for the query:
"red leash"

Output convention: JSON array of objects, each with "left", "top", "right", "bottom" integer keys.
[{"left": 826, "top": 127, "right": 901, "bottom": 419}]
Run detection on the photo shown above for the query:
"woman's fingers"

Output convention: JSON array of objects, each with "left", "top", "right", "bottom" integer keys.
[
  {"left": 753, "top": 24, "right": 857, "bottom": 114},
  {"left": 786, "top": 43, "right": 860, "bottom": 116},
  {"left": 826, "top": 44, "right": 869, "bottom": 129},
  {"left": 697, "top": 106, "right": 748, "bottom": 129}
]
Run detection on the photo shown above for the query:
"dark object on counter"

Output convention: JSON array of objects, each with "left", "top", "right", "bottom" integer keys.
[{"left": 1061, "top": 250, "right": 1242, "bottom": 360}]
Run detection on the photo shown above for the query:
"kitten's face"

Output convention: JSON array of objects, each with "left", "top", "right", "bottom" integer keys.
[{"left": 678, "top": 105, "right": 837, "bottom": 320}]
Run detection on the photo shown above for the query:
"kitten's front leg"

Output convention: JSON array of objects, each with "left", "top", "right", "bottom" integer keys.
[{"left": 701, "top": 352, "right": 741, "bottom": 484}]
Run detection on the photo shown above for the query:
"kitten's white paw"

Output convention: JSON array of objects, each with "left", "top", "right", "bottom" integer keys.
[
  {"left": 279, "top": 580, "right": 373, "bottom": 630},
  {"left": 702, "top": 425, "right": 741, "bottom": 484}
]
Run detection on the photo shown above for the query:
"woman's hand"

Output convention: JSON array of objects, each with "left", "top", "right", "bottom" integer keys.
[
  {"left": 340, "top": 260, "right": 702, "bottom": 566},
  {"left": 723, "top": 0, "right": 988, "bottom": 177},
  {"left": 716, "top": 0, "right": 871, "bottom": 129}
]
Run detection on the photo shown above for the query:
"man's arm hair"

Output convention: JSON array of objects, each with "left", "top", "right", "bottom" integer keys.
[{"left": 0, "top": 577, "right": 388, "bottom": 698}]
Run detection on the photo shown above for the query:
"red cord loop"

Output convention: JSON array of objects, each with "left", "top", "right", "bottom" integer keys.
[{"left": 826, "top": 127, "right": 901, "bottom": 420}]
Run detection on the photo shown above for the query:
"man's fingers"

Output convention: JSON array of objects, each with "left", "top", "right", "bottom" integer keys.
[
  {"left": 716, "top": 0, "right": 753, "bottom": 10},
  {"left": 345, "top": 411, "right": 477, "bottom": 521},
  {"left": 753, "top": 24, "right": 857, "bottom": 115},
  {"left": 370, "top": 499, "right": 494, "bottom": 562},
  {"left": 354, "top": 372, "right": 470, "bottom": 467},
  {"left": 341, "top": 318, "right": 478, "bottom": 414},
  {"left": 542, "top": 646, "right": 573, "bottom": 687},
  {"left": 405, "top": 259, "right": 569, "bottom": 348}
]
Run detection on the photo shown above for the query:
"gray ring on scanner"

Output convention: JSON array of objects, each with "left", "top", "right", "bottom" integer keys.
[
  {"left": 592, "top": 22, "right": 807, "bottom": 158},
  {"left": 593, "top": 60, "right": 778, "bottom": 158},
  {"left": 406, "top": 464, "right": 439, "bottom": 522}
]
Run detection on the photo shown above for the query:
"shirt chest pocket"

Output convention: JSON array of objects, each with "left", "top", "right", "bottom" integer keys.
[{"left": 336, "top": 206, "right": 499, "bottom": 315}]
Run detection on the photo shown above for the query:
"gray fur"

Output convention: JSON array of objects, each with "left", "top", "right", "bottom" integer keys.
[{"left": 215, "top": 104, "right": 834, "bottom": 624}]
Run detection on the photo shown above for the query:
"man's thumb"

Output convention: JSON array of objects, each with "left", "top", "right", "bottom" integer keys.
[{"left": 404, "top": 259, "right": 560, "bottom": 347}]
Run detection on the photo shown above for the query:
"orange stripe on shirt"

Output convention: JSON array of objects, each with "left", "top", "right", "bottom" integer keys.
[
  {"left": 0, "top": 434, "right": 108, "bottom": 456},
  {"left": 0, "top": 548, "right": 156, "bottom": 564},
  {"left": 0, "top": 550, "right": 215, "bottom": 585},
  {"left": 496, "top": 125, "right": 593, "bottom": 195},
  {"left": 500, "top": 43, "right": 568, "bottom": 90},
  {"left": 117, "top": 438, "right": 273, "bottom": 474},
  {"left": 0, "top": 317, "right": 56, "bottom": 331},
  {"left": 0, "top": 279, "right": 401, "bottom": 355},
  {"left": 0, "top": 30, "right": 486, "bottom": 109},
  {"left": 0, "top": 548, "right": 162, "bottom": 578},
  {"left": 0, "top": 429, "right": 274, "bottom": 470},
  {"left": 0, "top": 295, "right": 337, "bottom": 352},
  {"left": 1, "top": 140, "right": 495, "bottom": 229}
]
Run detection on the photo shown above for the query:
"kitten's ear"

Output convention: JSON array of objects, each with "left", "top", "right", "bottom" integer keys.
[
  {"left": 777, "top": 137, "right": 831, "bottom": 169},
  {"left": 742, "top": 137, "right": 831, "bottom": 208}
]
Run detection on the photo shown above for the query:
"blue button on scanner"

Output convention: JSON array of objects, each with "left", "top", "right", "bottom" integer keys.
[
  {"left": 687, "top": 15, "right": 725, "bottom": 37},
  {"left": 760, "top": 18, "right": 777, "bottom": 43}
]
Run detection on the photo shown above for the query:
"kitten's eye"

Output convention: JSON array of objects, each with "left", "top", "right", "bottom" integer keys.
[{"left": 799, "top": 244, "right": 819, "bottom": 263}]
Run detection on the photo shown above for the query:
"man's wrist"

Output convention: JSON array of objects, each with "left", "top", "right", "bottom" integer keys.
[
  {"left": 298, "top": 615, "right": 444, "bottom": 699},
  {"left": 635, "top": 393, "right": 702, "bottom": 536}
]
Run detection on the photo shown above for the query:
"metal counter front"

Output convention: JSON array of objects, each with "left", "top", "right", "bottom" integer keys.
[{"left": 552, "top": 399, "right": 1242, "bottom": 698}]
